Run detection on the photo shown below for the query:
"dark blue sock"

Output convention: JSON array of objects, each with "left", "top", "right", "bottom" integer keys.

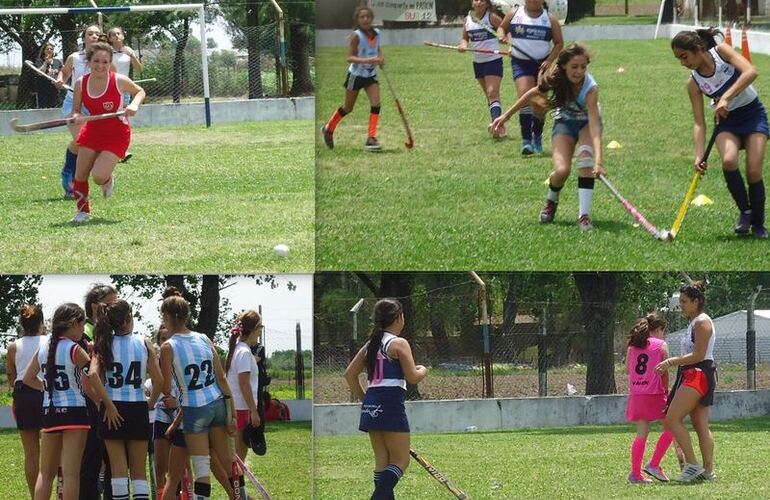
[
  {"left": 371, "top": 464, "right": 402, "bottom": 500},
  {"left": 489, "top": 100, "right": 501, "bottom": 121},
  {"left": 373, "top": 470, "right": 382, "bottom": 488},
  {"left": 724, "top": 169, "right": 750, "bottom": 212},
  {"left": 749, "top": 179, "right": 765, "bottom": 227},
  {"left": 532, "top": 116, "right": 544, "bottom": 143},
  {"left": 519, "top": 112, "right": 532, "bottom": 143},
  {"left": 63, "top": 148, "right": 76, "bottom": 175}
]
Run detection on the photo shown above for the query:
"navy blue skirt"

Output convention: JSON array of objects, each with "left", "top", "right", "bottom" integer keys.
[
  {"left": 358, "top": 387, "right": 409, "bottom": 433},
  {"left": 717, "top": 98, "right": 769, "bottom": 147}
]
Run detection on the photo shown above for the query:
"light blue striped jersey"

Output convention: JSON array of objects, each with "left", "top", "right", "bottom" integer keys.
[
  {"left": 37, "top": 337, "right": 86, "bottom": 408},
  {"left": 104, "top": 332, "right": 148, "bottom": 402},
  {"left": 555, "top": 73, "right": 598, "bottom": 122},
  {"left": 167, "top": 332, "right": 222, "bottom": 408},
  {"left": 348, "top": 29, "right": 380, "bottom": 78}
]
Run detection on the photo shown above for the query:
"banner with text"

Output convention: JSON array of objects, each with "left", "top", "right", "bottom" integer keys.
[{"left": 368, "top": 0, "right": 437, "bottom": 22}]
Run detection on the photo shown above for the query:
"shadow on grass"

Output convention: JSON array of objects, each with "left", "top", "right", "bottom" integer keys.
[
  {"left": 49, "top": 216, "right": 120, "bottom": 228},
  {"left": 33, "top": 197, "right": 72, "bottom": 203}
]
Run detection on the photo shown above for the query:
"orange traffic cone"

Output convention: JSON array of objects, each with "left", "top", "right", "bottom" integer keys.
[
  {"left": 741, "top": 28, "right": 752, "bottom": 62},
  {"left": 725, "top": 26, "right": 732, "bottom": 46}
]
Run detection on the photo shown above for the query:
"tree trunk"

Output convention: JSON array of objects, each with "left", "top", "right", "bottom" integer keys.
[
  {"left": 197, "top": 275, "right": 221, "bottom": 339},
  {"left": 574, "top": 272, "right": 617, "bottom": 395},
  {"left": 288, "top": 23, "right": 314, "bottom": 96},
  {"left": 16, "top": 34, "right": 39, "bottom": 109},
  {"left": 428, "top": 306, "right": 450, "bottom": 362},
  {"left": 246, "top": 0, "right": 263, "bottom": 98},
  {"left": 172, "top": 19, "right": 190, "bottom": 104}
]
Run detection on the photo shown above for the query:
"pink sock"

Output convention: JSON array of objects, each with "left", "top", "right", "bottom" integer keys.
[
  {"left": 631, "top": 437, "right": 646, "bottom": 477},
  {"left": 649, "top": 430, "right": 674, "bottom": 467}
]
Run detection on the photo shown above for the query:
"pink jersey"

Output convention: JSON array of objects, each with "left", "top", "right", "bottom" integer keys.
[{"left": 627, "top": 337, "right": 666, "bottom": 396}]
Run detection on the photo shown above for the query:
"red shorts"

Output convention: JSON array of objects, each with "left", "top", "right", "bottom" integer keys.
[
  {"left": 77, "top": 118, "right": 131, "bottom": 159},
  {"left": 236, "top": 409, "right": 250, "bottom": 430},
  {"left": 682, "top": 367, "right": 709, "bottom": 397}
]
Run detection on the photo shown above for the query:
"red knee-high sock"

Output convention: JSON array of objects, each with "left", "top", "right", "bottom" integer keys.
[
  {"left": 649, "top": 430, "right": 674, "bottom": 467},
  {"left": 368, "top": 106, "right": 381, "bottom": 138},
  {"left": 326, "top": 107, "right": 347, "bottom": 133},
  {"left": 631, "top": 437, "right": 646, "bottom": 477},
  {"left": 73, "top": 179, "right": 90, "bottom": 213}
]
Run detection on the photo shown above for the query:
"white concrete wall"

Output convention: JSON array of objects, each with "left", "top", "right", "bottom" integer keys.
[
  {"left": 0, "top": 96, "right": 315, "bottom": 136},
  {"left": 285, "top": 399, "right": 312, "bottom": 422},
  {"left": 314, "top": 389, "right": 770, "bottom": 435}
]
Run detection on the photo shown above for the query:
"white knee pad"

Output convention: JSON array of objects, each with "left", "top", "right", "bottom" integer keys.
[
  {"left": 190, "top": 455, "right": 211, "bottom": 481},
  {"left": 576, "top": 144, "right": 594, "bottom": 168}
]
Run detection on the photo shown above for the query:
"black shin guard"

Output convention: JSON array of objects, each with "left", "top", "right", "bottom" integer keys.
[
  {"left": 724, "top": 169, "right": 750, "bottom": 212},
  {"left": 749, "top": 179, "right": 766, "bottom": 227}
]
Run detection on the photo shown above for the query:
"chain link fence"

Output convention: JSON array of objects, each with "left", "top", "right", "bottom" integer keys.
[
  {"left": 0, "top": 3, "right": 314, "bottom": 111},
  {"left": 315, "top": 282, "right": 770, "bottom": 404}
]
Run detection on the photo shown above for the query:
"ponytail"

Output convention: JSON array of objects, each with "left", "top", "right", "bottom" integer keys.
[
  {"left": 94, "top": 299, "right": 132, "bottom": 368},
  {"left": 225, "top": 310, "right": 262, "bottom": 373},
  {"left": 19, "top": 304, "right": 44, "bottom": 336},
  {"left": 680, "top": 280, "right": 707, "bottom": 309},
  {"left": 225, "top": 320, "right": 242, "bottom": 373},
  {"left": 364, "top": 298, "right": 403, "bottom": 380},
  {"left": 48, "top": 303, "right": 86, "bottom": 408},
  {"left": 671, "top": 28, "right": 722, "bottom": 53},
  {"left": 627, "top": 318, "right": 651, "bottom": 348}
]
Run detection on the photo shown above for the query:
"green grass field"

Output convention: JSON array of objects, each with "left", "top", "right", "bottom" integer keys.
[
  {"left": 316, "top": 40, "right": 770, "bottom": 270},
  {"left": 0, "top": 421, "right": 311, "bottom": 499},
  {"left": 0, "top": 120, "right": 314, "bottom": 273},
  {"left": 315, "top": 417, "right": 770, "bottom": 499}
]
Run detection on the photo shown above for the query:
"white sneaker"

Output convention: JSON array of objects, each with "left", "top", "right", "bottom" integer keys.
[
  {"left": 101, "top": 176, "right": 115, "bottom": 198},
  {"left": 699, "top": 470, "right": 717, "bottom": 481},
  {"left": 643, "top": 463, "right": 669, "bottom": 482},
  {"left": 676, "top": 463, "right": 705, "bottom": 482},
  {"left": 71, "top": 211, "right": 90, "bottom": 223}
]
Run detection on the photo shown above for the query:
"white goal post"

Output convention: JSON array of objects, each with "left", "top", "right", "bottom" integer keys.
[{"left": 0, "top": 3, "right": 212, "bottom": 127}]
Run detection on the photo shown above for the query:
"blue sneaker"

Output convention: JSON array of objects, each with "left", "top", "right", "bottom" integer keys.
[
  {"left": 533, "top": 142, "right": 543, "bottom": 155},
  {"left": 521, "top": 141, "right": 534, "bottom": 156}
]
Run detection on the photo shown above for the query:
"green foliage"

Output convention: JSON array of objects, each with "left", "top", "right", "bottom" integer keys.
[
  {"left": 566, "top": 0, "right": 598, "bottom": 22},
  {"left": 269, "top": 349, "right": 313, "bottom": 370},
  {"left": 0, "top": 276, "right": 42, "bottom": 346}
]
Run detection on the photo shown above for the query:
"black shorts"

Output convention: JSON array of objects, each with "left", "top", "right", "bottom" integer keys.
[
  {"left": 153, "top": 419, "right": 186, "bottom": 447},
  {"left": 42, "top": 405, "right": 90, "bottom": 433},
  {"left": 101, "top": 401, "right": 151, "bottom": 440},
  {"left": 344, "top": 73, "right": 378, "bottom": 91},
  {"left": 12, "top": 381, "right": 43, "bottom": 430}
]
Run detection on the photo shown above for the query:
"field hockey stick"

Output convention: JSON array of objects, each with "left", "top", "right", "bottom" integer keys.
[
  {"left": 598, "top": 174, "right": 665, "bottom": 240},
  {"left": 10, "top": 110, "right": 126, "bottom": 133},
  {"left": 231, "top": 459, "right": 244, "bottom": 500},
  {"left": 133, "top": 78, "right": 157, "bottom": 84},
  {"left": 24, "top": 60, "right": 73, "bottom": 92},
  {"left": 235, "top": 455, "right": 274, "bottom": 500},
  {"left": 468, "top": 10, "right": 509, "bottom": 44},
  {"left": 410, "top": 449, "right": 468, "bottom": 499},
  {"left": 182, "top": 466, "right": 194, "bottom": 500},
  {"left": 379, "top": 66, "right": 414, "bottom": 150},
  {"left": 57, "top": 466, "right": 64, "bottom": 500},
  {"left": 668, "top": 126, "right": 718, "bottom": 240},
  {"left": 423, "top": 41, "right": 511, "bottom": 56}
]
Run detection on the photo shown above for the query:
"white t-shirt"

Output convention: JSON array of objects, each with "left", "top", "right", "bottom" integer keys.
[{"left": 226, "top": 341, "right": 259, "bottom": 411}]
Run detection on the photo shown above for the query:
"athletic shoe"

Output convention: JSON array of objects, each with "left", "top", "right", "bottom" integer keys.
[
  {"left": 533, "top": 141, "right": 543, "bottom": 154},
  {"left": 643, "top": 463, "right": 669, "bottom": 482},
  {"left": 752, "top": 225, "right": 768, "bottom": 238},
  {"left": 735, "top": 210, "right": 752, "bottom": 234},
  {"left": 70, "top": 211, "right": 90, "bottom": 223},
  {"left": 540, "top": 200, "right": 557, "bottom": 223},
  {"left": 698, "top": 471, "right": 717, "bottom": 481},
  {"left": 578, "top": 214, "right": 594, "bottom": 230},
  {"left": 676, "top": 463, "right": 705, "bottom": 482},
  {"left": 321, "top": 125, "right": 334, "bottom": 150},
  {"left": 101, "top": 176, "right": 115, "bottom": 199},
  {"left": 521, "top": 141, "right": 534, "bottom": 156},
  {"left": 365, "top": 136, "right": 382, "bottom": 151},
  {"left": 627, "top": 474, "right": 653, "bottom": 484},
  {"left": 119, "top": 152, "right": 132, "bottom": 163}
]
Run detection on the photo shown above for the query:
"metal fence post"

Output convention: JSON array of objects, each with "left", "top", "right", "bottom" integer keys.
[
  {"left": 470, "top": 272, "right": 493, "bottom": 398},
  {"left": 747, "top": 285, "right": 762, "bottom": 390},
  {"left": 295, "top": 321, "right": 305, "bottom": 399},
  {"left": 539, "top": 303, "right": 548, "bottom": 397}
]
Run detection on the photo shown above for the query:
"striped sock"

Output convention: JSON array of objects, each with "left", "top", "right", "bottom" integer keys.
[
  {"left": 371, "top": 464, "right": 402, "bottom": 500},
  {"left": 132, "top": 479, "right": 149, "bottom": 500},
  {"left": 489, "top": 100, "right": 501, "bottom": 121},
  {"left": 111, "top": 477, "right": 129, "bottom": 500},
  {"left": 373, "top": 470, "right": 382, "bottom": 488}
]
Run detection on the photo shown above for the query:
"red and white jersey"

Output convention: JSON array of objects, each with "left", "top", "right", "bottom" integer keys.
[
  {"left": 628, "top": 337, "right": 667, "bottom": 396},
  {"left": 77, "top": 71, "right": 131, "bottom": 158}
]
